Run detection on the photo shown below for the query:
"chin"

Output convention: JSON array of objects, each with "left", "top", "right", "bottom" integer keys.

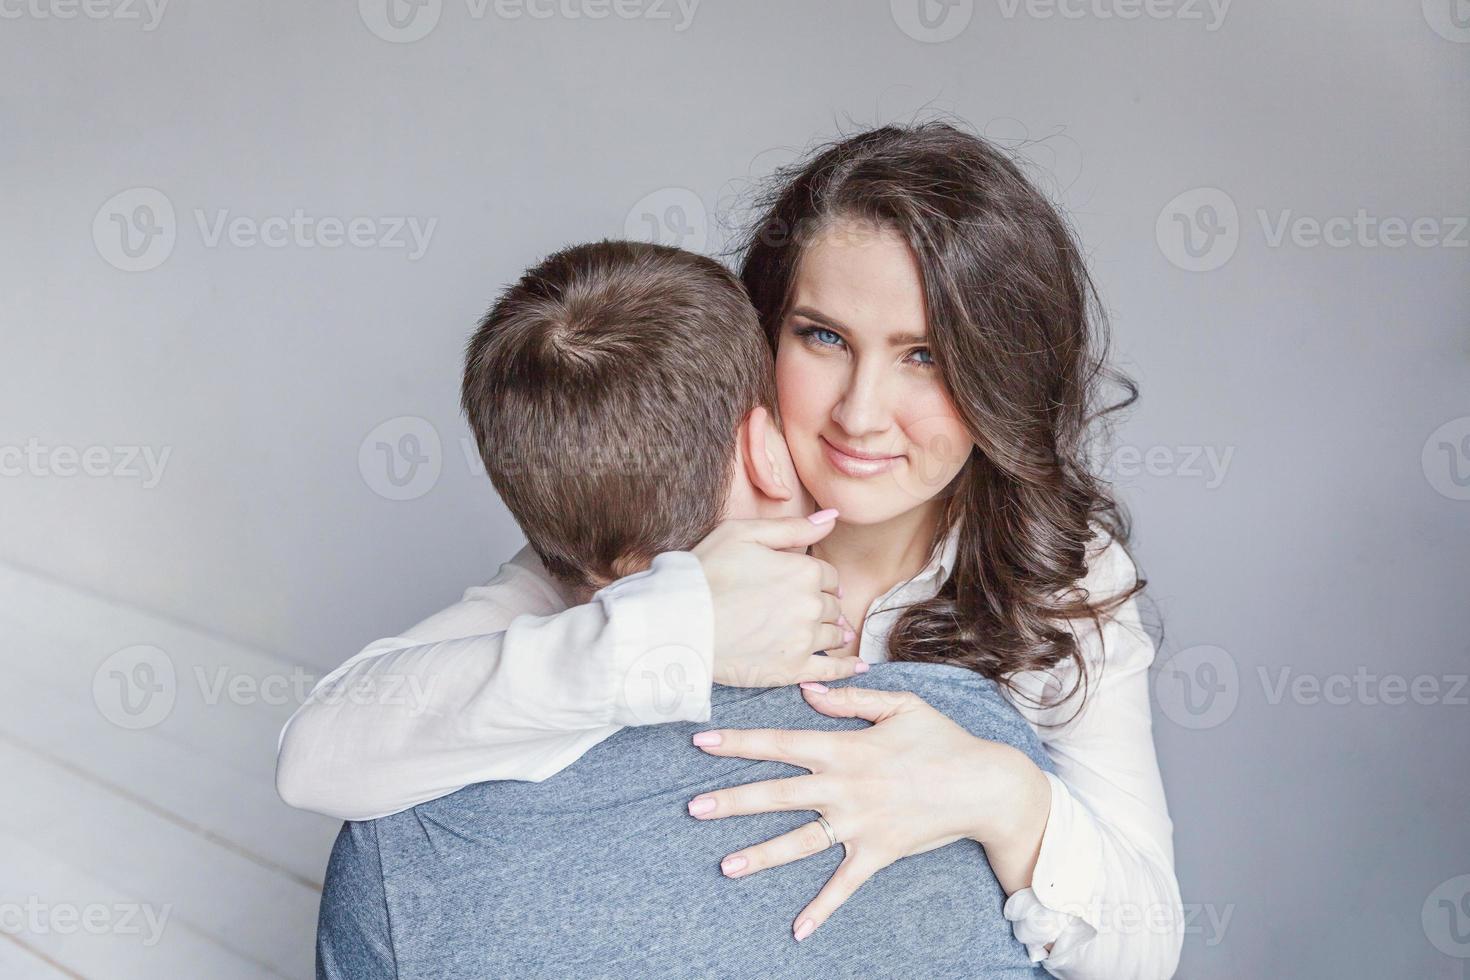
[{"left": 805, "top": 476, "right": 923, "bottom": 526}]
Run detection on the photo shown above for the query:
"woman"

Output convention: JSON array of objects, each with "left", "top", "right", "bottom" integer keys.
[
  {"left": 279, "top": 121, "right": 1180, "bottom": 978},
  {"left": 683, "top": 123, "right": 1181, "bottom": 977}
]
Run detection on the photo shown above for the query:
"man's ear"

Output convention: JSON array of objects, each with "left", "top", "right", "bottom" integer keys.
[{"left": 740, "top": 405, "right": 795, "bottom": 503}]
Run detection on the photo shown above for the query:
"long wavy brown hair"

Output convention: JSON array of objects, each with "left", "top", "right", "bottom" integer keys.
[{"left": 737, "top": 121, "right": 1143, "bottom": 712}]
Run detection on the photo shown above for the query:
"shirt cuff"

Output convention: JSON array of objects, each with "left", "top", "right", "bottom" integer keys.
[
  {"left": 600, "top": 550, "right": 714, "bottom": 727},
  {"left": 1002, "top": 772, "right": 1105, "bottom": 967}
]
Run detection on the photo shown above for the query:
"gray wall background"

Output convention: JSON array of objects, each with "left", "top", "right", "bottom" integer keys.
[{"left": 2, "top": 1, "right": 1467, "bottom": 976}]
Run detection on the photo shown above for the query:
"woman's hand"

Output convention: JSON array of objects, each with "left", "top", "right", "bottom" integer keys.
[{"left": 686, "top": 683, "right": 1051, "bottom": 941}]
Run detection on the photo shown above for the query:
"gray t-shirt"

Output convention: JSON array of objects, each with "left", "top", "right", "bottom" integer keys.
[{"left": 317, "top": 662, "right": 1052, "bottom": 979}]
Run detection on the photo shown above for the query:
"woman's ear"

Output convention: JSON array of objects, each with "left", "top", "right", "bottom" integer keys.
[{"left": 740, "top": 405, "right": 795, "bottom": 503}]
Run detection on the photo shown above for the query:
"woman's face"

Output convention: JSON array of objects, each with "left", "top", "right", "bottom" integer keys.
[{"left": 775, "top": 220, "right": 976, "bottom": 527}]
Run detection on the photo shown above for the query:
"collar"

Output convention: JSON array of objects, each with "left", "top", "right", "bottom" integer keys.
[{"left": 885, "top": 521, "right": 959, "bottom": 599}]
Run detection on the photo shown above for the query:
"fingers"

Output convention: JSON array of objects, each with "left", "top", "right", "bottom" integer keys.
[
  {"left": 812, "top": 557, "right": 841, "bottom": 597},
  {"left": 793, "top": 853, "right": 885, "bottom": 941},
  {"left": 686, "top": 775, "right": 820, "bottom": 821},
  {"left": 738, "top": 511, "right": 840, "bottom": 552},
  {"left": 690, "top": 726, "right": 832, "bottom": 768},
  {"left": 799, "top": 683, "right": 916, "bottom": 724},
  {"left": 819, "top": 591, "right": 842, "bottom": 626},
  {"left": 716, "top": 820, "right": 838, "bottom": 880},
  {"left": 792, "top": 655, "right": 868, "bottom": 683},
  {"left": 813, "top": 622, "right": 846, "bottom": 654}
]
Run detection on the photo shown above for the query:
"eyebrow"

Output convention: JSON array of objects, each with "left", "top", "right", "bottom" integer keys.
[{"left": 789, "top": 305, "right": 928, "bottom": 347}]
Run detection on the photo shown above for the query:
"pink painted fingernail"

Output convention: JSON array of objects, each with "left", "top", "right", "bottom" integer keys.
[
  {"left": 800, "top": 682, "right": 829, "bottom": 693},
  {"left": 836, "top": 584, "right": 845, "bottom": 598},
  {"left": 692, "top": 731, "right": 722, "bottom": 747},
  {"left": 688, "top": 796, "right": 716, "bottom": 816},
  {"left": 842, "top": 629, "right": 856, "bottom": 645},
  {"left": 794, "top": 919, "right": 816, "bottom": 942},
  {"left": 720, "top": 855, "right": 748, "bottom": 876},
  {"left": 853, "top": 660, "right": 869, "bottom": 674},
  {"left": 807, "top": 508, "right": 839, "bottom": 525}
]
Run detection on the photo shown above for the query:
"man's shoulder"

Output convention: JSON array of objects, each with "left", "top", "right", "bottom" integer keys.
[
  {"left": 708, "top": 662, "right": 1051, "bottom": 773},
  {"left": 853, "top": 663, "right": 1048, "bottom": 766}
]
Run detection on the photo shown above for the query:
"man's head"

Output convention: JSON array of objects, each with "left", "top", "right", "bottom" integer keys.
[{"left": 462, "top": 240, "right": 808, "bottom": 592}]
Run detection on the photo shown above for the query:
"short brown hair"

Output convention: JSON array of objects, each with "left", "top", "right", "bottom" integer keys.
[{"left": 463, "top": 240, "right": 775, "bottom": 589}]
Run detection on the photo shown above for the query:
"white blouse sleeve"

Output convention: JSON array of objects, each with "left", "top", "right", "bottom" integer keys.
[
  {"left": 1000, "top": 535, "right": 1183, "bottom": 980},
  {"left": 275, "top": 548, "right": 714, "bottom": 821}
]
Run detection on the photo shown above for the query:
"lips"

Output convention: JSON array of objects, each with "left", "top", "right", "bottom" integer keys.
[{"left": 820, "top": 436, "right": 904, "bottom": 478}]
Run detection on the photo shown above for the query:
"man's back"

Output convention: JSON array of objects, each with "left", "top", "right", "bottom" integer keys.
[{"left": 318, "top": 663, "right": 1051, "bottom": 979}]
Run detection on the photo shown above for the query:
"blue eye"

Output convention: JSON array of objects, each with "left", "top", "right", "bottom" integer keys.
[
  {"left": 795, "top": 325, "right": 845, "bottom": 349},
  {"left": 909, "top": 347, "right": 935, "bottom": 366}
]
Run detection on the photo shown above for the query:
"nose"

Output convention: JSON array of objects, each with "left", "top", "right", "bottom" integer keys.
[{"left": 830, "top": 359, "right": 893, "bottom": 439}]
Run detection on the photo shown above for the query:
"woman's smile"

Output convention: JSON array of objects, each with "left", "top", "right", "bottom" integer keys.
[{"left": 819, "top": 434, "right": 905, "bottom": 478}]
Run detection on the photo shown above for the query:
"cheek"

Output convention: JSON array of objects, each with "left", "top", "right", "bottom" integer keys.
[
  {"left": 897, "top": 391, "right": 974, "bottom": 484},
  {"left": 775, "top": 346, "right": 836, "bottom": 433}
]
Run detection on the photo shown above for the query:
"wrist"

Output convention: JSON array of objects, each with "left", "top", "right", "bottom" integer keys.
[
  {"left": 967, "top": 744, "right": 1051, "bottom": 894},
  {"left": 605, "top": 551, "right": 715, "bottom": 725}
]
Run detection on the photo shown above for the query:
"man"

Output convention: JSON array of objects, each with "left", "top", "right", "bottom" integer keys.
[
  {"left": 277, "top": 240, "right": 859, "bottom": 820},
  {"left": 302, "top": 241, "right": 1048, "bottom": 976},
  {"left": 318, "top": 664, "right": 1050, "bottom": 978}
]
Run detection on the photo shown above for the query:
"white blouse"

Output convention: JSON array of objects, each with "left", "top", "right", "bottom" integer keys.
[
  {"left": 857, "top": 528, "right": 1181, "bottom": 979},
  {"left": 277, "top": 531, "right": 1181, "bottom": 979}
]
